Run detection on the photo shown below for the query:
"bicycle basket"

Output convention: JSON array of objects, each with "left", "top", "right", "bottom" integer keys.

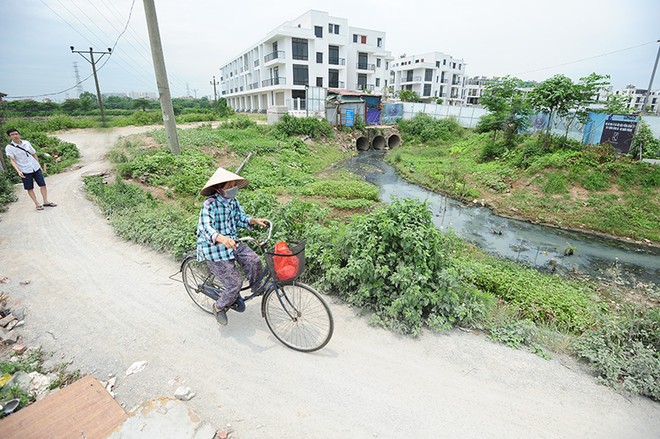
[{"left": 264, "top": 241, "right": 305, "bottom": 283}]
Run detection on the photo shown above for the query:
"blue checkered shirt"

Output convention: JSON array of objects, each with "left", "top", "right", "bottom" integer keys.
[{"left": 196, "top": 194, "right": 251, "bottom": 261}]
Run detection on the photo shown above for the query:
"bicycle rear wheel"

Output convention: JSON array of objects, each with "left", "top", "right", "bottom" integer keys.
[
  {"left": 181, "top": 256, "right": 222, "bottom": 314},
  {"left": 263, "top": 283, "right": 333, "bottom": 352}
]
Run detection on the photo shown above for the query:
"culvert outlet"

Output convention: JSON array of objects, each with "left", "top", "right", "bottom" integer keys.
[
  {"left": 387, "top": 134, "right": 401, "bottom": 148},
  {"left": 371, "top": 135, "right": 386, "bottom": 150},
  {"left": 356, "top": 136, "right": 369, "bottom": 151}
]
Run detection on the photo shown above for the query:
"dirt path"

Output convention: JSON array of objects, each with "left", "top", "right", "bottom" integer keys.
[{"left": 1, "top": 126, "right": 658, "bottom": 438}]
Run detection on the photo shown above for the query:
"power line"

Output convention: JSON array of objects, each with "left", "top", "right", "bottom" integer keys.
[{"left": 514, "top": 40, "right": 657, "bottom": 76}]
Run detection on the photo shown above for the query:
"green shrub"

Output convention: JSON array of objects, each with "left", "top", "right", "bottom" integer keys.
[
  {"left": 466, "top": 258, "right": 600, "bottom": 332},
  {"left": 397, "top": 114, "right": 463, "bottom": 143},
  {"left": 574, "top": 307, "right": 660, "bottom": 400},
  {"left": 219, "top": 115, "right": 257, "bottom": 130},
  {"left": 300, "top": 180, "right": 379, "bottom": 200},
  {"left": 0, "top": 171, "right": 18, "bottom": 211},
  {"left": 542, "top": 172, "right": 568, "bottom": 194},
  {"left": 309, "top": 198, "right": 494, "bottom": 335},
  {"left": 274, "top": 115, "right": 333, "bottom": 139}
]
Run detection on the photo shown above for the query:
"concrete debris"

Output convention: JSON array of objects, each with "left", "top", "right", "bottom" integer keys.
[
  {"left": 19, "top": 280, "right": 31, "bottom": 285},
  {"left": 0, "top": 313, "right": 16, "bottom": 327},
  {"left": 11, "top": 344, "right": 27, "bottom": 355},
  {"left": 125, "top": 360, "right": 148, "bottom": 376},
  {"left": 174, "top": 386, "right": 196, "bottom": 401}
]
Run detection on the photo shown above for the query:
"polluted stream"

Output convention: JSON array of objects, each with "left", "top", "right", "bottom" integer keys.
[{"left": 337, "top": 150, "right": 660, "bottom": 285}]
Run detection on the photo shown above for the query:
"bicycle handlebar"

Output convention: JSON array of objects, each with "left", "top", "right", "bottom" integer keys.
[{"left": 238, "top": 219, "right": 273, "bottom": 249}]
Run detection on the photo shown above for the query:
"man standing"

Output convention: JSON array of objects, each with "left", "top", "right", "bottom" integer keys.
[{"left": 5, "top": 128, "right": 56, "bottom": 211}]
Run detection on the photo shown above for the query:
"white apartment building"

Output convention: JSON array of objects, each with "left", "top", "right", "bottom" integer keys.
[
  {"left": 390, "top": 52, "right": 467, "bottom": 105},
  {"left": 465, "top": 76, "right": 489, "bottom": 105},
  {"left": 611, "top": 85, "right": 660, "bottom": 114},
  {"left": 218, "top": 10, "right": 393, "bottom": 113}
]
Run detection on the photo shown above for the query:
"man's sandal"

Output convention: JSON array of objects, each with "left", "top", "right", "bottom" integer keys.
[
  {"left": 43, "top": 202, "right": 57, "bottom": 207},
  {"left": 36, "top": 205, "right": 44, "bottom": 211}
]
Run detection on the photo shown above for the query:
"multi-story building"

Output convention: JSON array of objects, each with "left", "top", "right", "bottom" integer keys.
[
  {"left": 464, "top": 76, "right": 489, "bottom": 105},
  {"left": 390, "top": 52, "right": 467, "bottom": 105},
  {"left": 592, "top": 85, "right": 660, "bottom": 115},
  {"left": 218, "top": 10, "right": 393, "bottom": 113}
]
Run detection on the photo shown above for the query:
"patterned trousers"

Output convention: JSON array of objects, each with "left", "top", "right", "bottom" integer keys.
[{"left": 206, "top": 243, "right": 264, "bottom": 309}]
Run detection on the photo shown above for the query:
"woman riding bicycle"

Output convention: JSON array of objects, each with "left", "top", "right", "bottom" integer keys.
[{"left": 196, "top": 167, "right": 268, "bottom": 326}]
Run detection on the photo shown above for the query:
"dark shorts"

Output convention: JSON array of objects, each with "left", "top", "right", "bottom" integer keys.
[{"left": 21, "top": 169, "right": 46, "bottom": 190}]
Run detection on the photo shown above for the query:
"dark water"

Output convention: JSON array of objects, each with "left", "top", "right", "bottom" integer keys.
[{"left": 337, "top": 151, "right": 660, "bottom": 285}]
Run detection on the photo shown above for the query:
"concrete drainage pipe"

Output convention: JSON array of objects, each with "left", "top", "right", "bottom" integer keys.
[
  {"left": 371, "top": 135, "right": 386, "bottom": 150},
  {"left": 356, "top": 136, "right": 369, "bottom": 151},
  {"left": 387, "top": 134, "right": 401, "bottom": 149}
]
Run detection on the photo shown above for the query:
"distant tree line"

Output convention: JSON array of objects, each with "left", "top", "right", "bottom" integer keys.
[{"left": 0, "top": 93, "right": 232, "bottom": 118}]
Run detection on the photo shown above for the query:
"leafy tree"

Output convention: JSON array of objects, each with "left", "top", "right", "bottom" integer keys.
[
  {"left": 564, "top": 73, "right": 610, "bottom": 140},
  {"left": 132, "top": 98, "right": 151, "bottom": 112},
  {"left": 529, "top": 74, "right": 577, "bottom": 137},
  {"left": 602, "top": 93, "right": 632, "bottom": 115},
  {"left": 79, "top": 92, "right": 98, "bottom": 111},
  {"left": 399, "top": 89, "right": 421, "bottom": 103},
  {"left": 477, "top": 76, "right": 531, "bottom": 147},
  {"left": 60, "top": 99, "right": 81, "bottom": 114},
  {"left": 630, "top": 119, "right": 660, "bottom": 160}
]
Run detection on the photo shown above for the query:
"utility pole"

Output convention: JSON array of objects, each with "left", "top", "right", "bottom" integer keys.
[
  {"left": 641, "top": 39, "right": 660, "bottom": 116},
  {"left": 143, "top": 0, "right": 180, "bottom": 155},
  {"left": 210, "top": 76, "right": 219, "bottom": 103},
  {"left": 73, "top": 62, "right": 84, "bottom": 97},
  {"left": 71, "top": 46, "right": 111, "bottom": 127}
]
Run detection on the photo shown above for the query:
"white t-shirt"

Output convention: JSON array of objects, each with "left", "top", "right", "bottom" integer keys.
[{"left": 5, "top": 140, "right": 41, "bottom": 173}]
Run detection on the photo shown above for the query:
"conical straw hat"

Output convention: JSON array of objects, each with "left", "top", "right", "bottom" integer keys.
[{"left": 200, "top": 167, "right": 249, "bottom": 196}]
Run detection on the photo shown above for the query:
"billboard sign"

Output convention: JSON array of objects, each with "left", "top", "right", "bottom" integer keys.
[{"left": 583, "top": 113, "right": 639, "bottom": 153}]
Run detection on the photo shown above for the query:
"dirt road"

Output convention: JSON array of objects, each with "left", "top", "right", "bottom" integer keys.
[{"left": 1, "top": 126, "right": 658, "bottom": 438}]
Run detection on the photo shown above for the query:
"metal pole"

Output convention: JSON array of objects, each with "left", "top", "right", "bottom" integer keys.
[
  {"left": 641, "top": 40, "right": 660, "bottom": 116},
  {"left": 143, "top": 0, "right": 180, "bottom": 155}
]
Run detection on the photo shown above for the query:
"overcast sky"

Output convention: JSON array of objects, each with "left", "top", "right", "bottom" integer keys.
[{"left": 1, "top": 0, "right": 659, "bottom": 101}]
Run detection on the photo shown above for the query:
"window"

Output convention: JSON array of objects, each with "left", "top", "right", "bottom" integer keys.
[
  {"left": 293, "top": 64, "right": 308, "bottom": 86},
  {"left": 423, "top": 84, "right": 431, "bottom": 96},
  {"left": 425, "top": 69, "right": 433, "bottom": 82},
  {"left": 328, "top": 45, "right": 339, "bottom": 65},
  {"left": 452, "top": 62, "right": 456, "bottom": 69},
  {"left": 328, "top": 69, "right": 339, "bottom": 88},
  {"left": 443, "top": 59, "right": 446, "bottom": 65},
  {"left": 376, "top": 78, "right": 380, "bottom": 87},
  {"left": 292, "top": 90, "right": 306, "bottom": 110},
  {"left": 385, "top": 61, "right": 389, "bottom": 70},
  {"left": 358, "top": 52, "right": 368, "bottom": 70},
  {"left": 329, "top": 23, "right": 339, "bottom": 34},
  {"left": 314, "top": 26, "right": 323, "bottom": 38},
  {"left": 353, "top": 34, "right": 358, "bottom": 43},
  {"left": 436, "top": 61, "right": 440, "bottom": 68},
  {"left": 361, "top": 35, "right": 367, "bottom": 44},
  {"left": 316, "top": 52, "right": 323, "bottom": 63},
  {"left": 376, "top": 58, "right": 381, "bottom": 68},
  {"left": 377, "top": 37, "right": 382, "bottom": 47},
  {"left": 292, "top": 38, "right": 308, "bottom": 61},
  {"left": 357, "top": 73, "right": 367, "bottom": 90},
  {"left": 458, "top": 64, "right": 462, "bottom": 70},
  {"left": 316, "top": 77, "right": 323, "bottom": 87},
  {"left": 406, "top": 70, "right": 413, "bottom": 82}
]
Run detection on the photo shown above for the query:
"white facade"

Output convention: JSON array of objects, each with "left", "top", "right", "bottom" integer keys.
[
  {"left": 390, "top": 52, "right": 467, "bottom": 105},
  {"left": 218, "top": 10, "right": 393, "bottom": 113},
  {"left": 611, "top": 85, "right": 660, "bottom": 115}
]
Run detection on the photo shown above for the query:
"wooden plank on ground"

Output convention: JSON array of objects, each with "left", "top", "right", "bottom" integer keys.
[{"left": 0, "top": 374, "right": 127, "bottom": 439}]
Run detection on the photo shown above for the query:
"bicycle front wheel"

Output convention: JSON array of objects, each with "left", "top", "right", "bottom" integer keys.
[
  {"left": 181, "top": 256, "right": 221, "bottom": 314},
  {"left": 263, "top": 283, "right": 334, "bottom": 352}
]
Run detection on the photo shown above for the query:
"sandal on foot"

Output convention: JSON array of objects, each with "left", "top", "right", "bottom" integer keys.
[
  {"left": 36, "top": 205, "right": 44, "bottom": 211},
  {"left": 43, "top": 202, "right": 57, "bottom": 207}
]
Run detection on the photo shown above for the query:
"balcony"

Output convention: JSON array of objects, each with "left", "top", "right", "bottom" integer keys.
[
  {"left": 261, "top": 77, "right": 286, "bottom": 87},
  {"left": 328, "top": 81, "right": 345, "bottom": 89},
  {"left": 356, "top": 63, "right": 375, "bottom": 71},
  {"left": 356, "top": 83, "right": 375, "bottom": 91},
  {"left": 248, "top": 82, "right": 259, "bottom": 90},
  {"left": 264, "top": 51, "right": 285, "bottom": 63},
  {"left": 329, "top": 58, "right": 346, "bottom": 66}
]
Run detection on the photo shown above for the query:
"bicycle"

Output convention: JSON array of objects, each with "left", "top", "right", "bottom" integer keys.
[{"left": 179, "top": 221, "right": 334, "bottom": 352}]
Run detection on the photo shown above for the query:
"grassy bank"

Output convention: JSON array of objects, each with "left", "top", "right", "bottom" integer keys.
[{"left": 387, "top": 116, "right": 660, "bottom": 244}]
